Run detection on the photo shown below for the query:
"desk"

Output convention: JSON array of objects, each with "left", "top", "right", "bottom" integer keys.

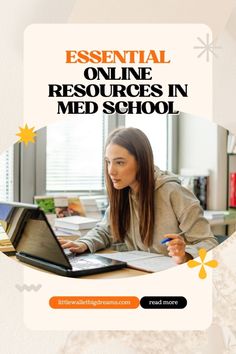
[{"left": 10, "top": 251, "right": 148, "bottom": 279}]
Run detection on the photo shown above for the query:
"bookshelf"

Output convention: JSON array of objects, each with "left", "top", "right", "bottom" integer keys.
[
  {"left": 226, "top": 130, "right": 236, "bottom": 209},
  {"left": 225, "top": 132, "right": 236, "bottom": 235},
  {"left": 226, "top": 153, "right": 236, "bottom": 208}
]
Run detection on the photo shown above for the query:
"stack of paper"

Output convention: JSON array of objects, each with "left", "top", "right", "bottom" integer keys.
[
  {"left": 204, "top": 210, "right": 229, "bottom": 220},
  {"left": 204, "top": 210, "right": 230, "bottom": 224},
  {"left": 54, "top": 215, "right": 99, "bottom": 236}
]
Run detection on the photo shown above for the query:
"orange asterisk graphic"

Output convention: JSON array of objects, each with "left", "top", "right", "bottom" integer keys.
[
  {"left": 187, "top": 248, "right": 218, "bottom": 279},
  {"left": 16, "top": 124, "right": 36, "bottom": 146}
]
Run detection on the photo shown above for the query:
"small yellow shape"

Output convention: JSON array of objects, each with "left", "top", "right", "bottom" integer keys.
[
  {"left": 16, "top": 124, "right": 36, "bottom": 146},
  {"left": 187, "top": 248, "right": 218, "bottom": 279}
]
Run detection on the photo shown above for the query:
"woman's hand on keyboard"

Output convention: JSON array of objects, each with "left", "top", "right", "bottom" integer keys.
[{"left": 58, "top": 238, "right": 88, "bottom": 253}]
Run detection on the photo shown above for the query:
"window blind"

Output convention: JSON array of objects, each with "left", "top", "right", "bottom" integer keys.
[
  {"left": 0, "top": 147, "right": 14, "bottom": 201},
  {"left": 46, "top": 115, "right": 105, "bottom": 192}
]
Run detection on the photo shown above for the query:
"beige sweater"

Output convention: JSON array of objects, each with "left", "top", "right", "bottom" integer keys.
[{"left": 78, "top": 167, "right": 218, "bottom": 259}]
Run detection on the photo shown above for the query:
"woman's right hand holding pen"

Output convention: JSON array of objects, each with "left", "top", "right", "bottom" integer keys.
[{"left": 161, "top": 234, "right": 192, "bottom": 264}]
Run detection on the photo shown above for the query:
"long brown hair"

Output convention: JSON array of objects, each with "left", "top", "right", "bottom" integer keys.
[{"left": 105, "top": 127, "right": 155, "bottom": 246}]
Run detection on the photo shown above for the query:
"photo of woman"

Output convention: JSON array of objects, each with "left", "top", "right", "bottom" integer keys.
[{"left": 59, "top": 127, "right": 218, "bottom": 264}]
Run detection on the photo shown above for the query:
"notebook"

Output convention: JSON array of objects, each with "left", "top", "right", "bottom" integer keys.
[{"left": 0, "top": 201, "right": 126, "bottom": 277}]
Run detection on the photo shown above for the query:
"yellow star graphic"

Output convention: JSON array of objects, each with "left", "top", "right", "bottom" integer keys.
[
  {"left": 187, "top": 248, "right": 218, "bottom": 279},
  {"left": 16, "top": 124, "right": 36, "bottom": 146}
]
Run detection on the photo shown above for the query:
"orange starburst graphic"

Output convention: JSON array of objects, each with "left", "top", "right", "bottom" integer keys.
[
  {"left": 16, "top": 124, "right": 36, "bottom": 146},
  {"left": 187, "top": 248, "right": 218, "bottom": 279}
]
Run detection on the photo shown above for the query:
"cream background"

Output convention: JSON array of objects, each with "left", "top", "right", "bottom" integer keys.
[
  {"left": 23, "top": 256, "right": 212, "bottom": 331},
  {"left": 22, "top": 23, "right": 212, "bottom": 332},
  {"left": 1, "top": 0, "right": 236, "bottom": 353}
]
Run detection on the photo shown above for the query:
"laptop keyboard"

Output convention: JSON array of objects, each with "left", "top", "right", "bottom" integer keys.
[{"left": 67, "top": 252, "right": 106, "bottom": 270}]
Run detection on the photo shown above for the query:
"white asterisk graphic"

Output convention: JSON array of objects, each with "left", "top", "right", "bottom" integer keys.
[{"left": 194, "top": 33, "right": 221, "bottom": 62}]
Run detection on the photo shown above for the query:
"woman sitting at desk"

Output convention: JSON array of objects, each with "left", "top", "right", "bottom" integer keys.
[{"left": 59, "top": 127, "right": 218, "bottom": 264}]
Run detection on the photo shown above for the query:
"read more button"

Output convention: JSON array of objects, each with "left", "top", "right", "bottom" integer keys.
[
  {"left": 49, "top": 296, "right": 139, "bottom": 309},
  {"left": 140, "top": 296, "right": 187, "bottom": 309}
]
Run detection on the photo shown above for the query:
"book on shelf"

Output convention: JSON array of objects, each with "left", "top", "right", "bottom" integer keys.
[
  {"left": 193, "top": 176, "right": 208, "bottom": 210},
  {"left": 227, "top": 133, "right": 236, "bottom": 153},
  {"left": 34, "top": 196, "right": 86, "bottom": 217},
  {"left": 0, "top": 242, "right": 16, "bottom": 256},
  {"left": 230, "top": 173, "right": 236, "bottom": 208},
  {"left": 54, "top": 196, "right": 86, "bottom": 218},
  {"left": 68, "top": 197, "right": 86, "bottom": 216},
  {"left": 34, "top": 196, "right": 55, "bottom": 214},
  {"left": 0, "top": 205, "right": 29, "bottom": 247},
  {"left": 0, "top": 224, "right": 16, "bottom": 255},
  {"left": 54, "top": 215, "right": 99, "bottom": 231},
  {"left": 99, "top": 250, "right": 176, "bottom": 273},
  {"left": 180, "top": 169, "right": 209, "bottom": 210},
  {"left": 54, "top": 197, "right": 69, "bottom": 218},
  {"left": 204, "top": 210, "right": 229, "bottom": 220}
]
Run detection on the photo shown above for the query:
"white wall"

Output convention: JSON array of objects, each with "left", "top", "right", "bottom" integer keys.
[{"left": 178, "top": 112, "right": 227, "bottom": 210}]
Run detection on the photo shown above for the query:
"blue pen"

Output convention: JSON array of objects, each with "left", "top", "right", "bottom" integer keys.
[
  {"left": 161, "top": 230, "right": 186, "bottom": 245},
  {"left": 161, "top": 237, "right": 173, "bottom": 245}
]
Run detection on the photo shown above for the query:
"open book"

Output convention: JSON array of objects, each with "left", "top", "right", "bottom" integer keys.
[{"left": 99, "top": 250, "right": 176, "bottom": 273}]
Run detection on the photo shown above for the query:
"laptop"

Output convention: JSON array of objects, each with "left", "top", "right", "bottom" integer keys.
[{"left": 0, "top": 201, "right": 126, "bottom": 277}]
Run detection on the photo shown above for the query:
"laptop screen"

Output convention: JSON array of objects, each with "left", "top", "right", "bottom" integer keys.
[{"left": 0, "top": 202, "right": 71, "bottom": 268}]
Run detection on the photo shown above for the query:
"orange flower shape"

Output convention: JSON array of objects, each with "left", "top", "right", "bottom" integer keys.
[
  {"left": 16, "top": 124, "right": 36, "bottom": 146},
  {"left": 187, "top": 248, "right": 218, "bottom": 279}
]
